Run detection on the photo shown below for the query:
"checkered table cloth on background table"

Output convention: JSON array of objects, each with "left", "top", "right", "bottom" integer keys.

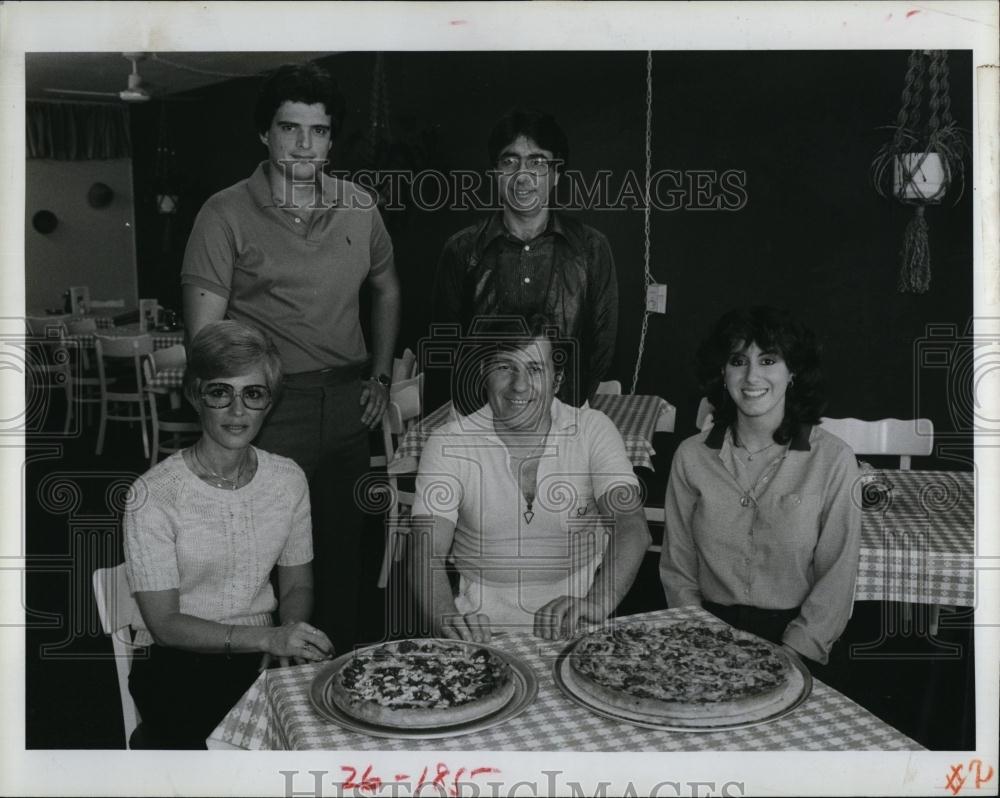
[
  {"left": 207, "top": 606, "right": 922, "bottom": 751},
  {"left": 146, "top": 368, "right": 185, "bottom": 390},
  {"left": 855, "top": 469, "right": 975, "bottom": 606},
  {"left": 68, "top": 323, "right": 184, "bottom": 351},
  {"left": 388, "top": 394, "right": 672, "bottom": 476}
]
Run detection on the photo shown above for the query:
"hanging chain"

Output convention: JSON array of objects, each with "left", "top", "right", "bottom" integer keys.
[
  {"left": 366, "top": 53, "right": 391, "bottom": 165},
  {"left": 629, "top": 50, "right": 654, "bottom": 395}
]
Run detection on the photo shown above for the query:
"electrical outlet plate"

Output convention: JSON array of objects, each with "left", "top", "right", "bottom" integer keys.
[{"left": 646, "top": 283, "right": 667, "bottom": 314}]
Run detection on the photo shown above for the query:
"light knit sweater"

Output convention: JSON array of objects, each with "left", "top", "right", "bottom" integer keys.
[{"left": 123, "top": 447, "right": 312, "bottom": 647}]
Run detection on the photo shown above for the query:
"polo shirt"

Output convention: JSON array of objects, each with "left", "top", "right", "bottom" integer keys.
[
  {"left": 181, "top": 162, "right": 394, "bottom": 374},
  {"left": 659, "top": 423, "right": 861, "bottom": 663},
  {"left": 413, "top": 398, "right": 640, "bottom": 587}
]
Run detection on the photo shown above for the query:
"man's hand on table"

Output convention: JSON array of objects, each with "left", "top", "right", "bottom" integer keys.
[
  {"left": 439, "top": 612, "right": 493, "bottom": 643},
  {"left": 534, "top": 595, "right": 606, "bottom": 640}
]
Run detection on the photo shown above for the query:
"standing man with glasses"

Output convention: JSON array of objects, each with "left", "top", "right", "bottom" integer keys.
[
  {"left": 431, "top": 108, "right": 618, "bottom": 411},
  {"left": 181, "top": 62, "right": 401, "bottom": 652}
]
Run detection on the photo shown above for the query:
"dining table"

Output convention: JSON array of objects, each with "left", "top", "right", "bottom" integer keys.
[
  {"left": 206, "top": 606, "right": 922, "bottom": 752},
  {"left": 67, "top": 322, "right": 184, "bottom": 351},
  {"left": 855, "top": 469, "right": 974, "bottom": 608},
  {"left": 387, "top": 394, "right": 676, "bottom": 476}
]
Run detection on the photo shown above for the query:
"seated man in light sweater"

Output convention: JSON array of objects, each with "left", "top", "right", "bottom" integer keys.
[{"left": 407, "top": 314, "right": 650, "bottom": 641}]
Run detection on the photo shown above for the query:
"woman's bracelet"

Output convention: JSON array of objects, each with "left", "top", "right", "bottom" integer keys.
[{"left": 224, "top": 625, "right": 234, "bottom": 659}]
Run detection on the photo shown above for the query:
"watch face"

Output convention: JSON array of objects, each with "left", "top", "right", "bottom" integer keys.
[{"left": 376, "top": 374, "right": 391, "bottom": 387}]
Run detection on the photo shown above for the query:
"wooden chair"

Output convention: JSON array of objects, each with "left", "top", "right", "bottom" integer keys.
[
  {"left": 377, "top": 372, "right": 424, "bottom": 588},
  {"left": 370, "top": 352, "right": 420, "bottom": 468},
  {"left": 142, "top": 345, "right": 200, "bottom": 468},
  {"left": 62, "top": 318, "right": 104, "bottom": 431},
  {"left": 819, "top": 417, "right": 934, "bottom": 469},
  {"left": 92, "top": 564, "right": 143, "bottom": 748},
  {"left": 392, "top": 347, "right": 418, "bottom": 383},
  {"left": 95, "top": 334, "right": 154, "bottom": 457}
]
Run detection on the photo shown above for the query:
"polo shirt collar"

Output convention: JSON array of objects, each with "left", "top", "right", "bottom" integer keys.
[
  {"left": 704, "top": 421, "right": 813, "bottom": 451},
  {"left": 246, "top": 161, "right": 339, "bottom": 210},
  {"left": 466, "top": 397, "right": 577, "bottom": 443}
]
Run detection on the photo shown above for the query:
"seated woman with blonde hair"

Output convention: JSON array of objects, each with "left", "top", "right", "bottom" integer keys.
[{"left": 124, "top": 320, "right": 333, "bottom": 748}]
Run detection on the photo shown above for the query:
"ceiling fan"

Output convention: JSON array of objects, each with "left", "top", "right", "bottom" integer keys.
[{"left": 43, "top": 52, "right": 152, "bottom": 103}]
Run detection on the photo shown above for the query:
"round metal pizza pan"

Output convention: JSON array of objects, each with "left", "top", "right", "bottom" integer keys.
[
  {"left": 308, "top": 639, "right": 538, "bottom": 739},
  {"left": 552, "top": 634, "right": 813, "bottom": 732}
]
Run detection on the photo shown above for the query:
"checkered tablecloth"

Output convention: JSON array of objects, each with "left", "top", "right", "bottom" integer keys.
[
  {"left": 388, "top": 395, "right": 670, "bottom": 475},
  {"left": 146, "top": 368, "right": 185, "bottom": 390},
  {"left": 68, "top": 323, "right": 184, "bottom": 351},
  {"left": 855, "top": 470, "right": 975, "bottom": 606},
  {"left": 207, "top": 607, "right": 922, "bottom": 751}
]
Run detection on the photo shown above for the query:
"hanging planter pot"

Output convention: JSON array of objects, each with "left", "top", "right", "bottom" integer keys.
[{"left": 893, "top": 151, "right": 949, "bottom": 203}]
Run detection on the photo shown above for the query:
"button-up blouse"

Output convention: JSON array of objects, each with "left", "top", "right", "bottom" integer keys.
[{"left": 659, "top": 423, "right": 861, "bottom": 663}]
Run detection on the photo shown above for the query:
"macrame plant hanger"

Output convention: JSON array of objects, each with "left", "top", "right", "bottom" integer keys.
[
  {"left": 874, "top": 50, "right": 963, "bottom": 294},
  {"left": 629, "top": 51, "right": 655, "bottom": 394}
]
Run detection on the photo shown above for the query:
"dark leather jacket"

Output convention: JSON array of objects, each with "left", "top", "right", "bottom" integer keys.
[{"left": 431, "top": 211, "right": 618, "bottom": 408}]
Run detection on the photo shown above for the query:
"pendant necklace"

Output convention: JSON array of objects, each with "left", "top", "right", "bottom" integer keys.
[
  {"left": 732, "top": 428, "right": 777, "bottom": 507},
  {"left": 512, "top": 439, "right": 547, "bottom": 524},
  {"left": 192, "top": 444, "right": 248, "bottom": 491},
  {"left": 733, "top": 428, "right": 776, "bottom": 461}
]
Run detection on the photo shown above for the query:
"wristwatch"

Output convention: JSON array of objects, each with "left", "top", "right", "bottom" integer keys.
[{"left": 371, "top": 373, "right": 391, "bottom": 389}]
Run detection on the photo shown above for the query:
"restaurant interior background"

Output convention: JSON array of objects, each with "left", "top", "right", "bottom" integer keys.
[{"left": 24, "top": 50, "right": 975, "bottom": 749}]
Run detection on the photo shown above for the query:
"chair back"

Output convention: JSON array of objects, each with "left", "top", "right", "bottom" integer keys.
[
  {"left": 377, "top": 373, "right": 424, "bottom": 589},
  {"left": 595, "top": 380, "right": 623, "bottom": 395},
  {"left": 392, "top": 348, "right": 418, "bottom": 383},
  {"left": 92, "top": 564, "right": 143, "bottom": 747},
  {"left": 384, "top": 373, "right": 423, "bottom": 436},
  {"left": 819, "top": 417, "right": 934, "bottom": 469},
  {"left": 151, "top": 343, "right": 187, "bottom": 372},
  {"left": 95, "top": 335, "right": 153, "bottom": 397},
  {"left": 695, "top": 397, "right": 715, "bottom": 431}
]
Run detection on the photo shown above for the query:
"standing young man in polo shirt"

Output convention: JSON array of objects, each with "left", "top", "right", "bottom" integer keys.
[
  {"left": 431, "top": 108, "right": 618, "bottom": 411},
  {"left": 181, "top": 63, "right": 401, "bottom": 651}
]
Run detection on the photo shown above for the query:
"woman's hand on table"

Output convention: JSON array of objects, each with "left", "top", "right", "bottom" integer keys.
[
  {"left": 267, "top": 621, "right": 334, "bottom": 663},
  {"left": 534, "top": 596, "right": 606, "bottom": 640}
]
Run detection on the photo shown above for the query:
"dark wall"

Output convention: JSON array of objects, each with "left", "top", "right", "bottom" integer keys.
[{"left": 131, "top": 50, "right": 973, "bottom": 468}]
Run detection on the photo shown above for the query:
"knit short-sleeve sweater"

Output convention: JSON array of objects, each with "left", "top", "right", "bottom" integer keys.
[{"left": 123, "top": 448, "right": 312, "bottom": 646}]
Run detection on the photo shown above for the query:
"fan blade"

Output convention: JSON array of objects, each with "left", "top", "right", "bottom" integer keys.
[{"left": 43, "top": 88, "right": 120, "bottom": 98}]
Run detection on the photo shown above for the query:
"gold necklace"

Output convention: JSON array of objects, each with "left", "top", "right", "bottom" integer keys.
[
  {"left": 192, "top": 445, "right": 249, "bottom": 491},
  {"left": 733, "top": 428, "right": 776, "bottom": 461}
]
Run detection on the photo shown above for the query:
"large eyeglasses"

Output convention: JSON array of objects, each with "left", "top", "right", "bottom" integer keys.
[
  {"left": 199, "top": 382, "right": 273, "bottom": 411},
  {"left": 495, "top": 155, "right": 556, "bottom": 176}
]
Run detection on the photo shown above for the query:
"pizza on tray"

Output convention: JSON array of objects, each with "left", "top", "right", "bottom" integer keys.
[
  {"left": 563, "top": 621, "right": 805, "bottom": 724},
  {"left": 329, "top": 639, "right": 516, "bottom": 728}
]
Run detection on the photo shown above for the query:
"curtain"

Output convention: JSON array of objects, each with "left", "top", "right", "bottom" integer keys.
[{"left": 27, "top": 101, "right": 131, "bottom": 160}]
